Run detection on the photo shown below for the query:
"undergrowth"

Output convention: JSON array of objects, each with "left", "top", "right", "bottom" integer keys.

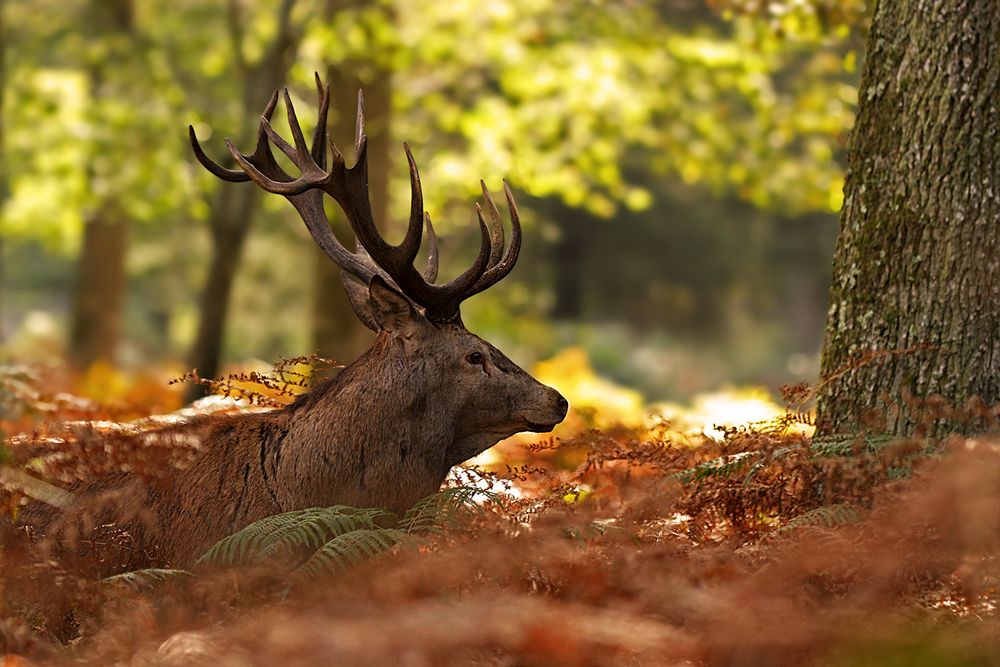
[{"left": 2, "top": 362, "right": 1000, "bottom": 665}]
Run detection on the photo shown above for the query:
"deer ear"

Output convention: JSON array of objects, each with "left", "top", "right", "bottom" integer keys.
[
  {"left": 366, "top": 275, "right": 424, "bottom": 335},
  {"left": 340, "top": 272, "right": 379, "bottom": 332}
]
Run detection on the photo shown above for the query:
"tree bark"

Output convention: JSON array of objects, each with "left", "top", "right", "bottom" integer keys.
[{"left": 816, "top": 0, "right": 1000, "bottom": 436}]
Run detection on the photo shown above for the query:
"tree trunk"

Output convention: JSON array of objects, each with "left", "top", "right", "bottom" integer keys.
[
  {"left": 69, "top": 206, "right": 127, "bottom": 368},
  {"left": 310, "top": 5, "right": 390, "bottom": 362},
  {"left": 549, "top": 201, "right": 586, "bottom": 320},
  {"left": 184, "top": 0, "right": 300, "bottom": 403},
  {"left": 185, "top": 186, "right": 259, "bottom": 401},
  {"left": 774, "top": 214, "right": 836, "bottom": 356},
  {"left": 0, "top": 0, "right": 7, "bottom": 343},
  {"left": 311, "top": 66, "right": 387, "bottom": 362},
  {"left": 816, "top": 1, "right": 1000, "bottom": 436},
  {"left": 68, "top": 0, "right": 133, "bottom": 370}
]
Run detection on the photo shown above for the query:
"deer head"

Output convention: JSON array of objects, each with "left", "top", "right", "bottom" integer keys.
[{"left": 189, "top": 75, "right": 568, "bottom": 474}]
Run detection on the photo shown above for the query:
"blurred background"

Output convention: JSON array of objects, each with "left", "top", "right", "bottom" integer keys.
[{"left": 0, "top": 0, "right": 866, "bottom": 417}]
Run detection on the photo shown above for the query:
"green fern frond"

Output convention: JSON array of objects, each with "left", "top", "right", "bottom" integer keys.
[
  {"left": 398, "top": 486, "right": 500, "bottom": 534},
  {"left": 675, "top": 451, "right": 759, "bottom": 484},
  {"left": 810, "top": 433, "right": 897, "bottom": 457},
  {"left": 779, "top": 504, "right": 861, "bottom": 532},
  {"left": 103, "top": 568, "right": 192, "bottom": 589},
  {"left": 198, "top": 486, "right": 502, "bottom": 579},
  {"left": 293, "top": 528, "right": 415, "bottom": 579},
  {"left": 198, "top": 505, "right": 394, "bottom": 566}
]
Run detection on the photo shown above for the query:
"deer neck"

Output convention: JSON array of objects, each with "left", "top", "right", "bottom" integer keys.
[{"left": 276, "top": 338, "right": 453, "bottom": 513}]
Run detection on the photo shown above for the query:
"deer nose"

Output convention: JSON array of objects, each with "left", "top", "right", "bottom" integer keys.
[{"left": 555, "top": 393, "right": 569, "bottom": 416}]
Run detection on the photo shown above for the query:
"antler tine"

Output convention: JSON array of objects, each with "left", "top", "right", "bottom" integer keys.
[
  {"left": 226, "top": 138, "right": 314, "bottom": 195},
  {"left": 479, "top": 180, "right": 505, "bottom": 269},
  {"left": 188, "top": 89, "right": 281, "bottom": 183},
  {"left": 252, "top": 89, "right": 282, "bottom": 159},
  {"left": 312, "top": 74, "right": 330, "bottom": 169},
  {"left": 429, "top": 206, "right": 492, "bottom": 303},
  {"left": 354, "top": 89, "right": 365, "bottom": 157},
  {"left": 326, "top": 132, "right": 347, "bottom": 170},
  {"left": 423, "top": 213, "right": 439, "bottom": 282},
  {"left": 281, "top": 87, "right": 318, "bottom": 169},
  {"left": 397, "top": 143, "right": 426, "bottom": 267},
  {"left": 189, "top": 126, "right": 247, "bottom": 181},
  {"left": 464, "top": 181, "right": 522, "bottom": 299},
  {"left": 259, "top": 116, "right": 297, "bottom": 161}
]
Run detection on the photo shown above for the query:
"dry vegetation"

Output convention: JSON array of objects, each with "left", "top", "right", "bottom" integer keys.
[{"left": 2, "top": 363, "right": 1000, "bottom": 666}]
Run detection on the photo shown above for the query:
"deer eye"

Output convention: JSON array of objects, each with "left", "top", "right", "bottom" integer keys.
[{"left": 465, "top": 351, "right": 485, "bottom": 366}]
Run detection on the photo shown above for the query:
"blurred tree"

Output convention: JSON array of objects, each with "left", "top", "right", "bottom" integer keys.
[
  {"left": 296, "top": 0, "right": 858, "bottom": 338},
  {"left": 184, "top": 0, "right": 303, "bottom": 402},
  {"left": 68, "top": 0, "right": 133, "bottom": 370},
  {"left": 2, "top": 0, "right": 197, "bottom": 353},
  {"left": 816, "top": 1, "right": 1000, "bottom": 436},
  {"left": 0, "top": 0, "right": 7, "bottom": 343},
  {"left": 309, "top": 0, "right": 390, "bottom": 362}
]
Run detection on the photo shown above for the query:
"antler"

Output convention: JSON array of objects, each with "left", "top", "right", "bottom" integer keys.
[{"left": 189, "top": 74, "right": 521, "bottom": 324}]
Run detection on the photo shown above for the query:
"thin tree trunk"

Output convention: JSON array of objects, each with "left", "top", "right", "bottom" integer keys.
[
  {"left": 68, "top": 0, "right": 133, "bottom": 370},
  {"left": 0, "top": 0, "right": 7, "bottom": 343},
  {"left": 185, "top": 185, "right": 259, "bottom": 399},
  {"left": 816, "top": 1, "right": 1000, "bottom": 436},
  {"left": 774, "top": 214, "right": 836, "bottom": 356},
  {"left": 69, "top": 205, "right": 127, "bottom": 368},
  {"left": 549, "top": 202, "right": 586, "bottom": 320},
  {"left": 184, "top": 0, "right": 299, "bottom": 403}
]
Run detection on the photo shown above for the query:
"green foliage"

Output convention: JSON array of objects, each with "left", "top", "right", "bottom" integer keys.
[
  {"left": 779, "top": 503, "right": 860, "bottom": 532},
  {"left": 293, "top": 527, "right": 414, "bottom": 579},
  {"left": 197, "top": 486, "right": 492, "bottom": 579},
  {"left": 810, "top": 432, "right": 897, "bottom": 457},
  {"left": 397, "top": 485, "right": 500, "bottom": 534},
  {"left": 674, "top": 450, "right": 759, "bottom": 483},
  {"left": 2, "top": 0, "right": 861, "bottom": 250},
  {"left": 343, "top": 0, "right": 860, "bottom": 218},
  {"left": 2, "top": 1, "right": 197, "bottom": 252},
  {"left": 198, "top": 505, "right": 395, "bottom": 567}
]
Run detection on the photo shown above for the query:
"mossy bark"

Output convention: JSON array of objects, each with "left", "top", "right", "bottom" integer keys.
[{"left": 816, "top": 1, "right": 1000, "bottom": 435}]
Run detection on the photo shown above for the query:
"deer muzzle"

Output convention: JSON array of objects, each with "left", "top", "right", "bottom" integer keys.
[{"left": 520, "top": 387, "right": 569, "bottom": 432}]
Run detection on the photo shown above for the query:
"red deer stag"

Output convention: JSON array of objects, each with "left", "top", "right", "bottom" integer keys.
[{"left": 18, "top": 75, "right": 567, "bottom": 572}]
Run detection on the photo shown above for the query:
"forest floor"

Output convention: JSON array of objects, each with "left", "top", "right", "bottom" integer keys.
[{"left": 2, "top": 359, "right": 999, "bottom": 666}]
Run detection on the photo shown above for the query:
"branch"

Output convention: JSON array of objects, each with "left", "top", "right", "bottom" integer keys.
[{"left": 226, "top": 0, "right": 248, "bottom": 78}]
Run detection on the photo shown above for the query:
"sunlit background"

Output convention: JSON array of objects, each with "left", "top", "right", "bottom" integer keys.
[{"left": 0, "top": 0, "right": 867, "bottom": 433}]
